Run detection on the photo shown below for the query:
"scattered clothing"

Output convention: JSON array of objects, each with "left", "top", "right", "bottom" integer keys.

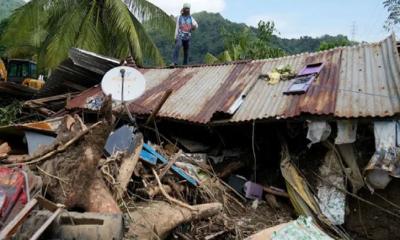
[
  {"left": 335, "top": 120, "right": 357, "bottom": 145},
  {"left": 364, "top": 121, "right": 400, "bottom": 190},
  {"left": 306, "top": 121, "right": 331, "bottom": 147}
]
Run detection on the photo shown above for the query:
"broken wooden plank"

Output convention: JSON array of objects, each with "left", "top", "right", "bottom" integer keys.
[
  {"left": 0, "top": 142, "right": 11, "bottom": 155},
  {"left": 263, "top": 186, "right": 289, "bottom": 198},
  {"left": 145, "top": 89, "right": 172, "bottom": 125},
  {"left": 116, "top": 133, "right": 144, "bottom": 200},
  {"left": 217, "top": 161, "right": 244, "bottom": 178},
  {"left": 142, "top": 144, "right": 198, "bottom": 186},
  {"left": 24, "top": 92, "right": 78, "bottom": 106},
  {"left": 159, "top": 150, "right": 182, "bottom": 180},
  {"left": 0, "top": 198, "right": 38, "bottom": 239}
]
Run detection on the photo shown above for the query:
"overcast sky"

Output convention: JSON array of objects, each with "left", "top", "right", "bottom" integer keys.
[{"left": 24, "top": 0, "right": 392, "bottom": 42}]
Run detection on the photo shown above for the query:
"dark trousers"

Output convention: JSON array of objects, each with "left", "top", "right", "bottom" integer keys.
[{"left": 173, "top": 38, "right": 190, "bottom": 65}]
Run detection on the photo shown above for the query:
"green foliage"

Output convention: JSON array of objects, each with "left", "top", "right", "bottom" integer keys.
[
  {"left": 0, "top": 101, "right": 22, "bottom": 126},
  {"left": 318, "top": 35, "right": 352, "bottom": 51},
  {"left": 0, "top": 18, "right": 10, "bottom": 56},
  {"left": 0, "top": 0, "right": 24, "bottom": 22},
  {"left": 1, "top": 0, "right": 174, "bottom": 69},
  {"left": 148, "top": 11, "right": 353, "bottom": 64},
  {"left": 0, "top": 0, "right": 23, "bottom": 56},
  {"left": 383, "top": 0, "right": 400, "bottom": 30},
  {"left": 204, "top": 52, "right": 219, "bottom": 64},
  {"left": 208, "top": 20, "right": 285, "bottom": 63},
  {"left": 147, "top": 11, "right": 247, "bottom": 64}
]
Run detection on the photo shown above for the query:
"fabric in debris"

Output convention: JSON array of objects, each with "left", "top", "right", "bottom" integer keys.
[
  {"left": 364, "top": 121, "right": 400, "bottom": 190},
  {"left": 86, "top": 95, "right": 104, "bottom": 111},
  {"left": 272, "top": 216, "right": 333, "bottom": 240},
  {"left": 374, "top": 121, "right": 397, "bottom": 149},
  {"left": 335, "top": 120, "right": 357, "bottom": 145},
  {"left": 317, "top": 151, "right": 346, "bottom": 225},
  {"left": 307, "top": 121, "right": 331, "bottom": 147},
  {"left": 174, "top": 162, "right": 204, "bottom": 182}
]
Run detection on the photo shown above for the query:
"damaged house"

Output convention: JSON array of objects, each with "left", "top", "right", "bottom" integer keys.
[{"left": 1, "top": 34, "right": 400, "bottom": 239}]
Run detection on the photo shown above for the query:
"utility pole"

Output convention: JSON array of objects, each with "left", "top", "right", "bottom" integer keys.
[{"left": 351, "top": 21, "right": 357, "bottom": 42}]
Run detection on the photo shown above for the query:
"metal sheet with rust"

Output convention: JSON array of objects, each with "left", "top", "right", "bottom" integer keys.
[
  {"left": 0, "top": 117, "right": 63, "bottom": 136},
  {"left": 66, "top": 35, "right": 400, "bottom": 124}
]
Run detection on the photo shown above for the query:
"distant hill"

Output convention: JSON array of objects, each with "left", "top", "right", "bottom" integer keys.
[
  {"left": 147, "top": 11, "right": 352, "bottom": 64},
  {"left": 0, "top": 0, "right": 24, "bottom": 21}
]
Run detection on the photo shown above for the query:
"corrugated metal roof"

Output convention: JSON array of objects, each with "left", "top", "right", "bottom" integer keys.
[
  {"left": 67, "top": 35, "right": 400, "bottom": 124},
  {"left": 38, "top": 49, "right": 119, "bottom": 97}
]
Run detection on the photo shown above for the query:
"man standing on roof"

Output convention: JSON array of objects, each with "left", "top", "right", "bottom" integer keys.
[{"left": 172, "top": 3, "right": 198, "bottom": 66}]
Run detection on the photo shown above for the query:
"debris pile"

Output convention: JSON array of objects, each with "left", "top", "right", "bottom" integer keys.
[{"left": 0, "top": 97, "right": 294, "bottom": 239}]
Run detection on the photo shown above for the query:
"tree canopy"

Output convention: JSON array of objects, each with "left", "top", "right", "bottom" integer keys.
[
  {"left": 1, "top": 0, "right": 174, "bottom": 70},
  {"left": 147, "top": 11, "right": 355, "bottom": 64},
  {"left": 205, "top": 21, "right": 285, "bottom": 64},
  {"left": 383, "top": 0, "right": 400, "bottom": 31},
  {"left": 318, "top": 35, "right": 353, "bottom": 51}
]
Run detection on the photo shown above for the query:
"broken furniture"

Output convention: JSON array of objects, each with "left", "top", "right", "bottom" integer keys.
[
  {"left": 0, "top": 167, "right": 41, "bottom": 227},
  {"left": 140, "top": 143, "right": 199, "bottom": 186},
  {"left": 0, "top": 196, "right": 63, "bottom": 240}
]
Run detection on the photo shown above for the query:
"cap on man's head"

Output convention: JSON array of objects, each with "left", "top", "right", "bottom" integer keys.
[{"left": 183, "top": 3, "right": 191, "bottom": 9}]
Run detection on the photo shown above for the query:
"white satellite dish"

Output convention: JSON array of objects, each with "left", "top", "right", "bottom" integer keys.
[{"left": 101, "top": 66, "right": 146, "bottom": 102}]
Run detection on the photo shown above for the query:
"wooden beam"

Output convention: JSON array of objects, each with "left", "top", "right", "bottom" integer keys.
[{"left": 145, "top": 89, "right": 172, "bottom": 125}]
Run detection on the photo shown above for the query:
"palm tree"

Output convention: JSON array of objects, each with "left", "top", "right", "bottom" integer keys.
[{"left": 1, "top": 0, "right": 174, "bottom": 69}]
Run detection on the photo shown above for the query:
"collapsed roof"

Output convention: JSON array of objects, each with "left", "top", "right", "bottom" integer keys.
[{"left": 62, "top": 34, "right": 400, "bottom": 124}]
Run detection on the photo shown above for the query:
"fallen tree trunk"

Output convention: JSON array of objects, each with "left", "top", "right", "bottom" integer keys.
[
  {"left": 37, "top": 96, "right": 119, "bottom": 213},
  {"left": 87, "top": 176, "right": 121, "bottom": 213},
  {"left": 39, "top": 118, "right": 119, "bottom": 213},
  {"left": 127, "top": 202, "right": 223, "bottom": 240}
]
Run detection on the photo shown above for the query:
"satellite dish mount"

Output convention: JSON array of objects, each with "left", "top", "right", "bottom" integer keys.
[{"left": 101, "top": 66, "right": 146, "bottom": 126}]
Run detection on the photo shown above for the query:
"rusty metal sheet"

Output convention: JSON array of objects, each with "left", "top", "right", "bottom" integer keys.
[
  {"left": 232, "top": 53, "right": 309, "bottom": 121},
  {"left": 128, "top": 64, "right": 246, "bottom": 123},
  {"left": 335, "top": 35, "right": 400, "bottom": 117},
  {"left": 66, "top": 85, "right": 103, "bottom": 110},
  {"left": 0, "top": 117, "right": 63, "bottom": 136},
  {"left": 38, "top": 49, "right": 119, "bottom": 97},
  {"left": 285, "top": 48, "right": 342, "bottom": 117},
  {"left": 66, "top": 35, "right": 400, "bottom": 124},
  {"left": 232, "top": 34, "right": 400, "bottom": 122}
]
